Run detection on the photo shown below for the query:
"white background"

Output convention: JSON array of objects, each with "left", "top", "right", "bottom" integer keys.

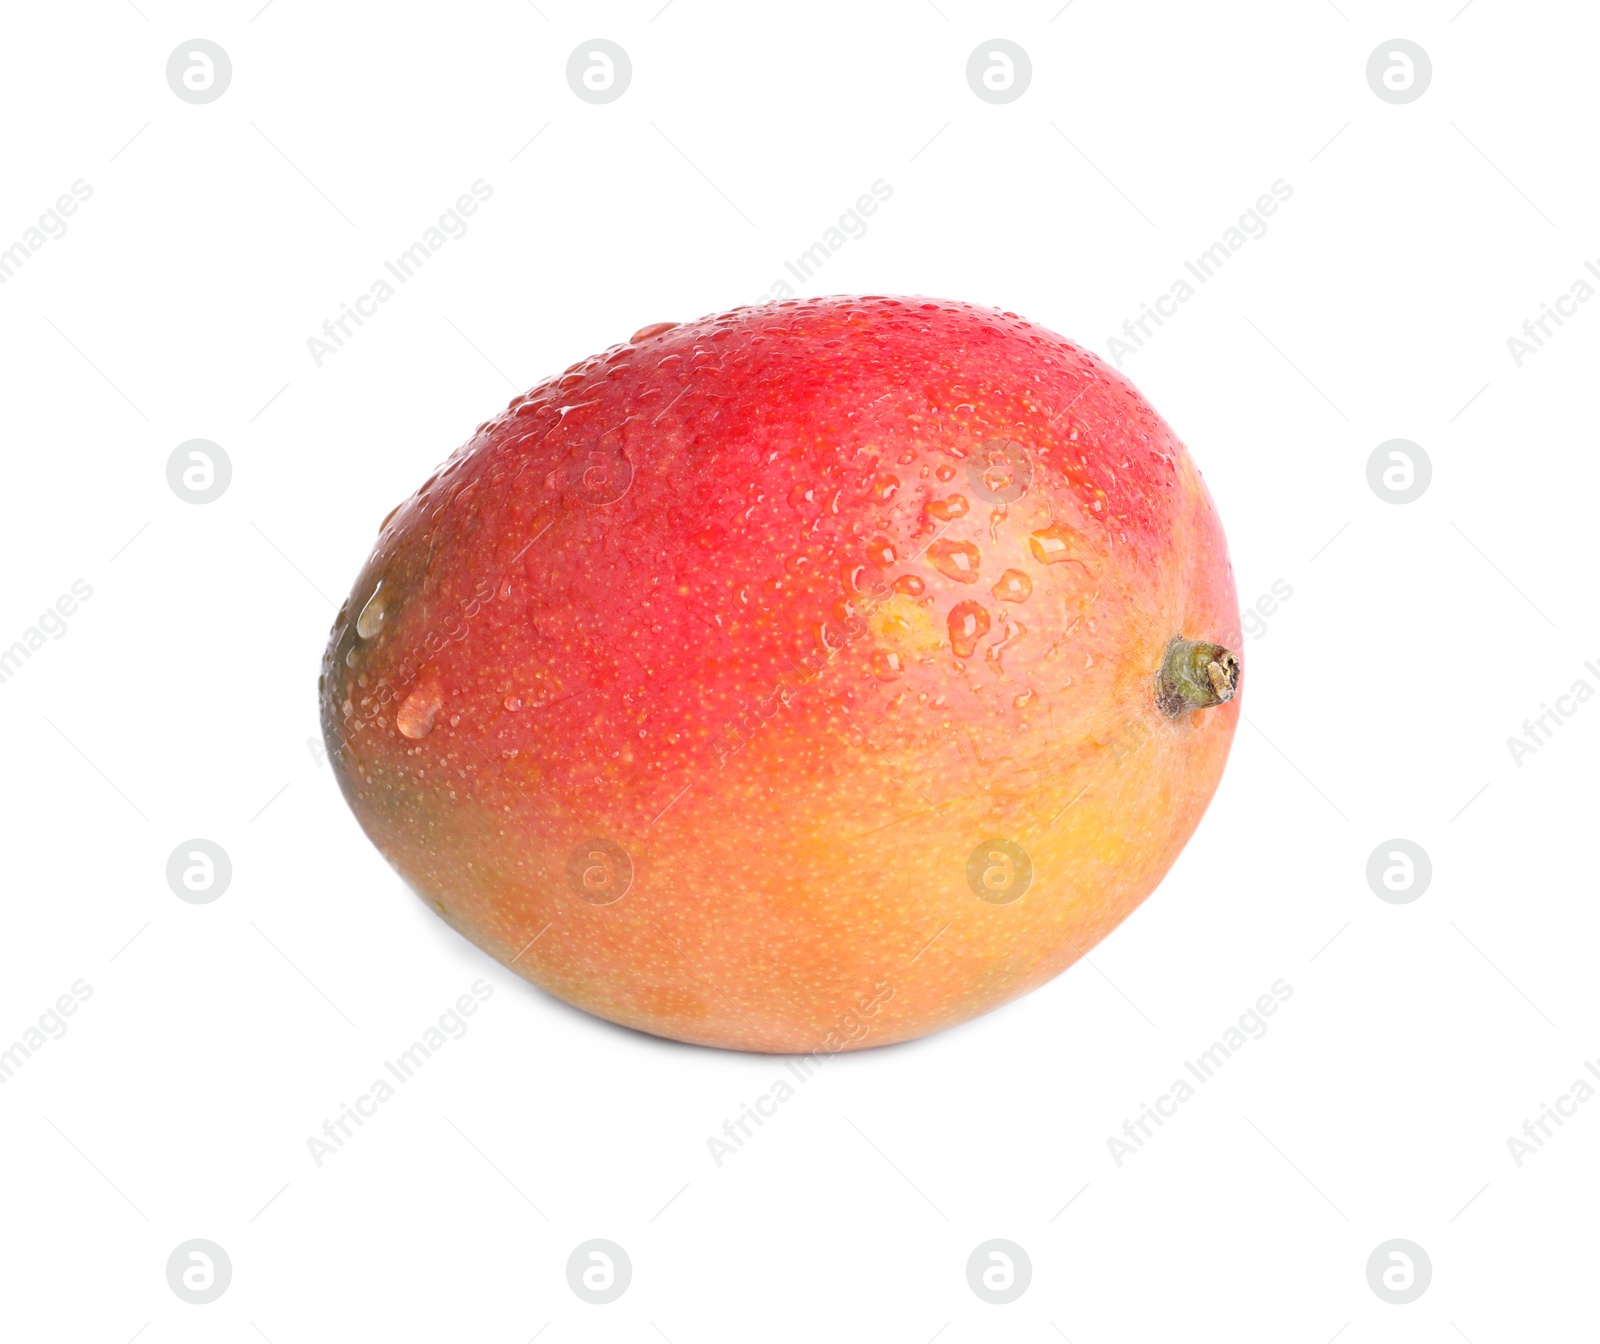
[{"left": 1, "top": 1, "right": 1595, "bottom": 1339}]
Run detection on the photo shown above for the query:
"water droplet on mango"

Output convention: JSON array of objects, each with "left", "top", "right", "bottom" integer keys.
[
  {"left": 355, "top": 582, "right": 388, "bottom": 639},
  {"left": 1029, "top": 523, "right": 1083, "bottom": 565},
  {"left": 993, "top": 569, "right": 1033, "bottom": 603},
  {"left": 871, "top": 649, "right": 906, "bottom": 681},
  {"left": 397, "top": 680, "right": 443, "bottom": 739},
  {"left": 926, "top": 539, "right": 981, "bottom": 583},
  {"left": 948, "top": 601, "right": 991, "bottom": 658}
]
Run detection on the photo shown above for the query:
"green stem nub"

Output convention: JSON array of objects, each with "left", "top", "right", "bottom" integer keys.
[{"left": 1156, "top": 638, "right": 1241, "bottom": 719}]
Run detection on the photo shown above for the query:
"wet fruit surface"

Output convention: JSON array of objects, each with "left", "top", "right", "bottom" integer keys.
[{"left": 320, "top": 295, "right": 1241, "bottom": 1052}]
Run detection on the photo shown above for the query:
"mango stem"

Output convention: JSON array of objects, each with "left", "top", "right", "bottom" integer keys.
[{"left": 1156, "top": 638, "right": 1241, "bottom": 718}]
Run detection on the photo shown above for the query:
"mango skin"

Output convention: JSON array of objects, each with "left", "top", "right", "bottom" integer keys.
[{"left": 320, "top": 296, "right": 1240, "bottom": 1052}]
